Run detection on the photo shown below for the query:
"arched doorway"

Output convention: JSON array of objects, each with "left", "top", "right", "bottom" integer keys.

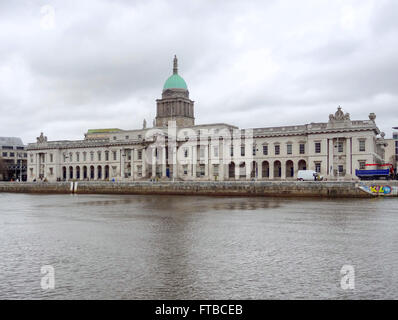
[
  {"left": 262, "top": 161, "right": 269, "bottom": 178},
  {"left": 62, "top": 166, "right": 66, "bottom": 180},
  {"left": 90, "top": 166, "right": 95, "bottom": 180},
  {"left": 83, "top": 166, "right": 87, "bottom": 180},
  {"left": 298, "top": 160, "right": 307, "bottom": 171},
  {"left": 97, "top": 166, "right": 102, "bottom": 180},
  {"left": 105, "top": 165, "right": 109, "bottom": 180},
  {"left": 286, "top": 160, "right": 294, "bottom": 178},
  {"left": 76, "top": 166, "right": 80, "bottom": 180},
  {"left": 250, "top": 161, "right": 257, "bottom": 178},
  {"left": 274, "top": 161, "right": 281, "bottom": 178},
  {"left": 69, "top": 166, "right": 73, "bottom": 180},
  {"left": 229, "top": 162, "right": 235, "bottom": 178}
]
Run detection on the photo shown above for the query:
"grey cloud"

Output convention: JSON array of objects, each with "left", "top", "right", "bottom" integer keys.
[{"left": 0, "top": 0, "right": 398, "bottom": 143}]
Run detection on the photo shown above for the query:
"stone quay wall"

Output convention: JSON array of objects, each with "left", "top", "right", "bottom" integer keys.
[{"left": 0, "top": 181, "right": 382, "bottom": 198}]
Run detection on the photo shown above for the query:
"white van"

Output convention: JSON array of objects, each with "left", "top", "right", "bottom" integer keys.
[{"left": 297, "top": 170, "right": 323, "bottom": 181}]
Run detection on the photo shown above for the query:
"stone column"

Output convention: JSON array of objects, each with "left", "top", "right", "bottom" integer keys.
[
  {"left": 205, "top": 145, "right": 210, "bottom": 179},
  {"left": 173, "top": 145, "right": 178, "bottom": 179},
  {"left": 281, "top": 161, "right": 286, "bottom": 180},
  {"left": 219, "top": 162, "right": 225, "bottom": 181},
  {"left": 192, "top": 145, "right": 197, "bottom": 178},
  {"left": 120, "top": 149, "right": 125, "bottom": 180},
  {"left": 245, "top": 162, "right": 251, "bottom": 180},
  {"left": 235, "top": 163, "right": 240, "bottom": 180},
  {"left": 269, "top": 161, "right": 274, "bottom": 180},
  {"left": 345, "top": 138, "right": 352, "bottom": 179},
  {"left": 328, "top": 138, "right": 334, "bottom": 178},
  {"left": 162, "top": 147, "right": 167, "bottom": 178},
  {"left": 152, "top": 148, "right": 156, "bottom": 178},
  {"left": 258, "top": 161, "right": 262, "bottom": 179},
  {"left": 131, "top": 149, "right": 135, "bottom": 181},
  {"left": 36, "top": 153, "right": 39, "bottom": 180},
  {"left": 142, "top": 148, "right": 147, "bottom": 178}
]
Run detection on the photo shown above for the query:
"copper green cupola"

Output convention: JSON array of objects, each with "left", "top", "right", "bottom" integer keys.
[
  {"left": 163, "top": 55, "right": 188, "bottom": 90},
  {"left": 155, "top": 55, "right": 195, "bottom": 127}
]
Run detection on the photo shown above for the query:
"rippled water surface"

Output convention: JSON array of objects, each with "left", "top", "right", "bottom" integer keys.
[{"left": 0, "top": 193, "right": 397, "bottom": 299}]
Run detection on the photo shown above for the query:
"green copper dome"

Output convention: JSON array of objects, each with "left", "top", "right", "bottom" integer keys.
[
  {"left": 163, "top": 74, "right": 187, "bottom": 90},
  {"left": 163, "top": 55, "right": 188, "bottom": 90}
]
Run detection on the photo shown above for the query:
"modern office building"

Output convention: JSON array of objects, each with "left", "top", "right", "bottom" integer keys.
[{"left": 0, "top": 137, "right": 27, "bottom": 181}]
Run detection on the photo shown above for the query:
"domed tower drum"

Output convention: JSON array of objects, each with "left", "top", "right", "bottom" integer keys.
[{"left": 155, "top": 56, "right": 195, "bottom": 127}]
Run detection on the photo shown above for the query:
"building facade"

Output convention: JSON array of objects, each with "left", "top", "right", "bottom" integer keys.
[
  {"left": 384, "top": 128, "right": 398, "bottom": 175},
  {"left": 0, "top": 137, "right": 27, "bottom": 181},
  {"left": 27, "top": 57, "right": 388, "bottom": 182}
]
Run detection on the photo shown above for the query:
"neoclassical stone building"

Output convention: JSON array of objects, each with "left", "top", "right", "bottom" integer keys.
[{"left": 27, "top": 56, "right": 388, "bottom": 182}]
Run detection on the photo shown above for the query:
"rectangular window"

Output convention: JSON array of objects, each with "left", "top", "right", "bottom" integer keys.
[
  {"left": 76, "top": 153, "right": 80, "bottom": 162},
  {"left": 50, "top": 154, "right": 53, "bottom": 163},
  {"left": 395, "top": 141, "right": 398, "bottom": 156},
  {"left": 125, "top": 136, "right": 129, "bottom": 140},
  {"left": 200, "top": 147, "right": 205, "bottom": 158},
  {"left": 299, "top": 143, "right": 305, "bottom": 155},
  {"left": 338, "top": 165, "right": 344, "bottom": 173},
  {"left": 199, "top": 164, "right": 205, "bottom": 176},
  {"left": 69, "top": 153, "right": 73, "bottom": 162},
  {"left": 113, "top": 151, "right": 117, "bottom": 161},
  {"left": 97, "top": 151, "right": 101, "bottom": 161},
  {"left": 287, "top": 144, "right": 292, "bottom": 155},
  {"left": 230, "top": 146, "right": 234, "bottom": 157},
  {"left": 49, "top": 168, "right": 53, "bottom": 175},
  {"left": 2, "top": 152, "right": 7, "bottom": 157},
  {"left": 137, "top": 165, "right": 142, "bottom": 177},
  {"left": 83, "top": 152, "right": 87, "bottom": 161},
  {"left": 274, "top": 145, "right": 280, "bottom": 155},
  {"left": 213, "top": 146, "right": 219, "bottom": 157},
  {"left": 359, "top": 140, "right": 366, "bottom": 152},
  {"left": 263, "top": 145, "right": 268, "bottom": 155},
  {"left": 184, "top": 148, "right": 189, "bottom": 158},
  {"left": 10, "top": 152, "right": 14, "bottom": 157},
  {"left": 315, "top": 162, "right": 321, "bottom": 173},
  {"left": 138, "top": 150, "right": 142, "bottom": 160},
  {"left": 359, "top": 161, "right": 366, "bottom": 170},
  {"left": 315, "top": 142, "right": 321, "bottom": 154},
  {"left": 241, "top": 146, "right": 245, "bottom": 156},
  {"left": 252, "top": 146, "right": 256, "bottom": 156},
  {"left": 90, "top": 152, "right": 94, "bottom": 161},
  {"left": 183, "top": 165, "right": 188, "bottom": 175},
  {"left": 338, "top": 141, "right": 344, "bottom": 153},
  {"left": 213, "top": 164, "right": 219, "bottom": 176}
]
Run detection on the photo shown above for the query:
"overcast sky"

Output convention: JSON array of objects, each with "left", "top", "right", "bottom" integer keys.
[{"left": 0, "top": 0, "right": 397, "bottom": 144}]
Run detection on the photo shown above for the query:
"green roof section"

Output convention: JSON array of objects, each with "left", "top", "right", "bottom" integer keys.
[
  {"left": 87, "top": 128, "right": 122, "bottom": 134},
  {"left": 163, "top": 74, "right": 188, "bottom": 90},
  {"left": 163, "top": 55, "right": 188, "bottom": 90}
]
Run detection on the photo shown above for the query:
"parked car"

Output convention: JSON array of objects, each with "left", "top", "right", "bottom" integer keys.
[{"left": 297, "top": 170, "right": 323, "bottom": 181}]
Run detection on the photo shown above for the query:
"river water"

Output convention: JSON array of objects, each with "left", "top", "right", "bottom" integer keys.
[{"left": 0, "top": 193, "right": 397, "bottom": 299}]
